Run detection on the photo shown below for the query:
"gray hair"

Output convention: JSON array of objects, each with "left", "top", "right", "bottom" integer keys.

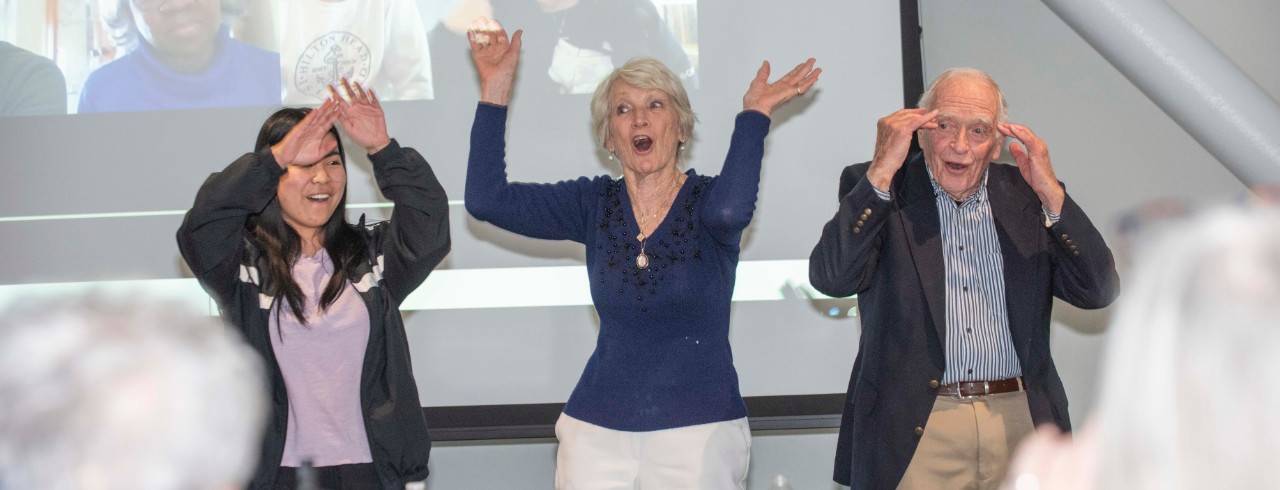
[
  {"left": 98, "top": 0, "right": 248, "bottom": 52},
  {"left": 590, "top": 57, "right": 697, "bottom": 164},
  {"left": 0, "top": 294, "right": 268, "bottom": 490},
  {"left": 1093, "top": 207, "right": 1280, "bottom": 488},
  {"left": 917, "top": 67, "right": 1009, "bottom": 124}
]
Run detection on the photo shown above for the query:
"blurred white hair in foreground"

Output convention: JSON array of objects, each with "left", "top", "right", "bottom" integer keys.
[
  {"left": 0, "top": 294, "right": 267, "bottom": 490},
  {"left": 1095, "top": 206, "right": 1280, "bottom": 489}
]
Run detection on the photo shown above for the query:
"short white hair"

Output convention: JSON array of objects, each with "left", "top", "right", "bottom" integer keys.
[
  {"left": 0, "top": 295, "right": 268, "bottom": 490},
  {"left": 1093, "top": 207, "right": 1280, "bottom": 488},
  {"left": 917, "top": 67, "right": 1009, "bottom": 125}
]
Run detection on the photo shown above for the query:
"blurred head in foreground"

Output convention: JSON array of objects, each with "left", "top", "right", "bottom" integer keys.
[
  {"left": 0, "top": 295, "right": 268, "bottom": 490},
  {"left": 1005, "top": 206, "right": 1280, "bottom": 489}
]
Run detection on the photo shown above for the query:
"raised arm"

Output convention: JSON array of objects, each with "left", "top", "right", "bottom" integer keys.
[
  {"left": 995, "top": 121, "right": 1118, "bottom": 307},
  {"left": 176, "top": 151, "right": 283, "bottom": 305},
  {"left": 334, "top": 80, "right": 450, "bottom": 303},
  {"left": 464, "top": 21, "right": 595, "bottom": 242},
  {"left": 808, "top": 163, "right": 895, "bottom": 297},
  {"left": 177, "top": 102, "right": 341, "bottom": 302},
  {"left": 469, "top": 17, "right": 523, "bottom": 107},
  {"left": 1048, "top": 191, "right": 1120, "bottom": 309},
  {"left": 702, "top": 59, "right": 821, "bottom": 245}
]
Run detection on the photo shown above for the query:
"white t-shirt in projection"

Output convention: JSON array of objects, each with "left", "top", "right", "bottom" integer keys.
[{"left": 274, "top": 0, "right": 433, "bottom": 103}]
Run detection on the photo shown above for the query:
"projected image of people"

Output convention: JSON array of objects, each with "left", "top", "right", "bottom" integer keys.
[
  {"left": 0, "top": 41, "right": 68, "bottom": 117},
  {"left": 78, "top": 0, "right": 281, "bottom": 114},
  {"left": 465, "top": 20, "right": 818, "bottom": 489},
  {"left": 430, "top": 0, "right": 697, "bottom": 98},
  {"left": 243, "top": 0, "right": 434, "bottom": 104},
  {"left": 176, "top": 80, "right": 450, "bottom": 489}
]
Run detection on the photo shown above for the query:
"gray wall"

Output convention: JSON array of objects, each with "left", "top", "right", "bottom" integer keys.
[{"left": 422, "top": 1, "right": 1280, "bottom": 488}]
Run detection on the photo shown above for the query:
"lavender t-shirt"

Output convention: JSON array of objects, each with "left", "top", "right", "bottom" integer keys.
[{"left": 269, "top": 249, "right": 373, "bottom": 467}]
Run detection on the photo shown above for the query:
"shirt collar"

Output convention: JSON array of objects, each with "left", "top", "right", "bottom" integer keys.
[{"left": 925, "top": 162, "right": 990, "bottom": 205}]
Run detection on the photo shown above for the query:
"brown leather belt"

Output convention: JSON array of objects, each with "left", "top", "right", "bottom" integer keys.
[{"left": 937, "top": 377, "right": 1024, "bottom": 398}]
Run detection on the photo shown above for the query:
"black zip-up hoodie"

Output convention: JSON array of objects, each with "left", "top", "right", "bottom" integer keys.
[{"left": 178, "top": 139, "right": 450, "bottom": 489}]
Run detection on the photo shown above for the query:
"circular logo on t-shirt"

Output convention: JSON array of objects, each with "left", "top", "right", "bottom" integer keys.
[{"left": 294, "top": 31, "right": 372, "bottom": 99}]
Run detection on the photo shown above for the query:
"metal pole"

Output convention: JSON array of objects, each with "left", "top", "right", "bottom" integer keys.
[{"left": 1041, "top": 0, "right": 1280, "bottom": 185}]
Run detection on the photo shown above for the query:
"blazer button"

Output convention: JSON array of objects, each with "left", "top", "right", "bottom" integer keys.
[
  {"left": 856, "top": 220, "right": 865, "bottom": 227},
  {"left": 929, "top": 379, "right": 939, "bottom": 389},
  {"left": 914, "top": 426, "right": 924, "bottom": 437},
  {"left": 864, "top": 208, "right": 873, "bottom": 215},
  {"left": 1061, "top": 233, "right": 1070, "bottom": 240},
  {"left": 854, "top": 227, "right": 862, "bottom": 233}
]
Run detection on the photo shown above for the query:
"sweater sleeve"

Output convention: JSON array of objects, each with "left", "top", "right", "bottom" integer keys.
[
  {"left": 176, "top": 150, "right": 284, "bottom": 304},
  {"left": 465, "top": 103, "right": 595, "bottom": 243},
  {"left": 366, "top": 139, "right": 452, "bottom": 305},
  {"left": 700, "top": 110, "right": 771, "bottom": 246}
]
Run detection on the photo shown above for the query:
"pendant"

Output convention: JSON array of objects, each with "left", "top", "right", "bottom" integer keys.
[{"left": 635, "top": 253, "right": 650, "bottom": 270}]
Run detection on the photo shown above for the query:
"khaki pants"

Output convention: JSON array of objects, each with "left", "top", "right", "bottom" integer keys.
[{"left": 897, "top": 391, "right": 1035, "bottom": 490}]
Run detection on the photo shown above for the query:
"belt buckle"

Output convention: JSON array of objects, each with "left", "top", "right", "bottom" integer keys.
[{"left": 953, "top": 380, "right": 990, "bottom": 399}]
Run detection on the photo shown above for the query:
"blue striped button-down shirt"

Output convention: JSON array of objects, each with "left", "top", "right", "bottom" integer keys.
[{"left": 929, "top": 169, "right": 1022, "bottom": 384}]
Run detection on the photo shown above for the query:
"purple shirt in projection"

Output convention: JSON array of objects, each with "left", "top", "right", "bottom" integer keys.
[{"left": 269, "top": 248, "right": 372, "bottom": 467}]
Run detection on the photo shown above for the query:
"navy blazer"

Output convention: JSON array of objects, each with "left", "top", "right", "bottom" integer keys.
[{"left": 809, "top": 153, "right": 1119, "bottom": 489}]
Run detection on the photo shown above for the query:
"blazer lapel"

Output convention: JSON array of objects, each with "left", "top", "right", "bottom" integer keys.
[
  {"left": 987, "top": 166, "right": 1042, "bottom": 358},
  {"left": 896, "top": 155, "right": 948, "bottom": 346}
]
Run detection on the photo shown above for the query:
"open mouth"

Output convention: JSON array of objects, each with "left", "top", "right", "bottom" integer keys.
[
  {"left": 633, "top": 136, "right": 653, "bottom": 152},
  {"left": 944, "top": 161, "right": 967, "bottom": 172},
  {"left": 307, "top": 194, "right": 331, "bottom": 203}
]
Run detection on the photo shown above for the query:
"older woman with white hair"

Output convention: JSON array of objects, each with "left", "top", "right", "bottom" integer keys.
[
  {"left": 464, "top": 20, "right": 819, "bottom": 490},
  {"left": 1002, "top": 206, "right": 1280, "bottom": 490}
]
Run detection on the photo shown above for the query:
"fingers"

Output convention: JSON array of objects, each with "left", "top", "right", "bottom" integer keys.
[
  {"left": 999, "top": 122, "right": 1045, "bottom": 155},
  {"left": 510, "top": 29, "right": 523, "bottom": 51},
  {"left": 326, "top": 78, "right": 376, "bottom": 108},
  {"left": 777, "top": 58, "right": 819, "bottom": 94},
  {"left": 309, "top": 98, "right": 340, "bottom": 129},
  {"left": 998, "top": 122, "right": 1034, "bottom": 143},
  {"left": 754, "top": 60, "right": 771, "bottom": 85},
  {"left": 916, "top": 109, "right": 939, "bottom": 130},
  {"left": 1008, "top": 140, "right": 1028, "bottom": 164},
  {"left": 468, "top": 17, "right": 508, "bottom": 49},
  {"left": 886, "top": 108, "right": 937, "bottom": 132},
  {"left": 342, "top": 78, "right": 361, "bottom": 104},
  {"left": 797, "top": 67, "right": 821, "bottom": 94}
]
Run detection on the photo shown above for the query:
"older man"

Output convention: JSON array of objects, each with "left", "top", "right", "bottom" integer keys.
[{"left": 809, "top": 68, "right": 1120, "bottom": 489}]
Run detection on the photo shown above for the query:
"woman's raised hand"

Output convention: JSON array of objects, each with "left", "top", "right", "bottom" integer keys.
[
  {"left": 330, "top": 78, "right": 391, "bottom": 154},
  {"left": 742, "top": 58, "right": 821, "bottom": 117},
  {"left": 270, "top": 98, "right": 340, "bottom": 168},
  {"left": 468, "top": 17, "right": 522, "bottom": 106}
]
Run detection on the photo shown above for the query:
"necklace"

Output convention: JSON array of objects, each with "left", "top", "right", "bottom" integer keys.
[{"left": 631, "top": 176, "right": 683, "bottom": 270}]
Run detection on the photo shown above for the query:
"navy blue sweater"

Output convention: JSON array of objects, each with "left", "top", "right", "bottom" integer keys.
[{"left": 466, "top": 103, "right": 771, "bottom": 431}]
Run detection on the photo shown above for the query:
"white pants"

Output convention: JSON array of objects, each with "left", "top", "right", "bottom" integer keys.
[{"left": 554, "top": 413, "right": 751, "bottom": 490}]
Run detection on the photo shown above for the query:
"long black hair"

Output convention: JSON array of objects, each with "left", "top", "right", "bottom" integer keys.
[{"left": 247, "top": 108, "right": 368, "bottom": 326}]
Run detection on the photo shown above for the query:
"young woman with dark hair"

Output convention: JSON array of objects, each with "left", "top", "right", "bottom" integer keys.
[{"left": 177, "top": 81, "right": 449, "bottom": 490}]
